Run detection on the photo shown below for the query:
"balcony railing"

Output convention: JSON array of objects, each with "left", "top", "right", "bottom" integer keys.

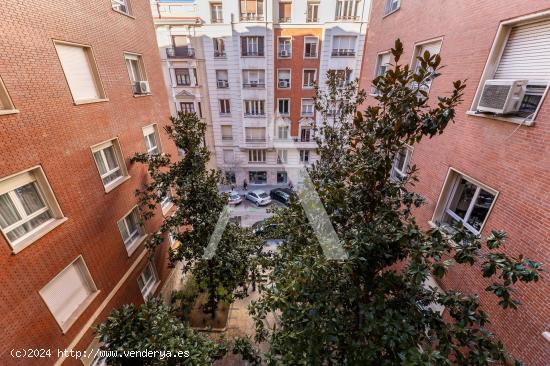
[
  {"left": 240, "top": 13, "right": 264, "bottom": 21},
  {"left": 211, "top": 17, "right": 223, "bottom": 23},
  {"left": 243, "top": 82, "right": 265, "bottom": 88},
  {"left": 241, "top": 51, "right": 264, "bottom": 57},
  {"left": 245, "top": 138, "right": 267, "bottom": 142},
  {"left": 279, "top": 17, "right": 291, "bottom": 23},
  {"left": 331, "top": 49, "right": 356, "bottom": 57},
  {"left": 335, "top": 15, "right": 359, "bottom": 21},
  {"left": 306, "top": 17, "right": 319, "bottom": 23},
  {"left": 244, "top": 113, "right": 266, "bottom": 117},
  {"left": 301, "top": 110, "right": 314, "bottom": 117},
  {"left": 166, "top": 47, "right": 195, "bottom": 59},
  {"left": 222, "top": 136, "right": 233, "bottom": 141},
  {"left": 305, "top": 51, "right": 318, "bottom": 58},
  {"left": 214, "top": 50, "right": 226, "bottom": 58},
  {"left": 217, "top": 80, "right": 229, "bottom": 88}
]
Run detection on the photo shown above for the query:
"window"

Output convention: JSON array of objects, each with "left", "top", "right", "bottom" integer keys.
[
  {"left": 91, "top": 139, "right": 128, "bottom": 191},
  {"left": 54, "top": 42, "right": 105, "bottom": 104},
  {"left": 244, "top": 100, "right": 265, "bottom": 116},
  {"left": 278, "top": 98, "right": 290, "bottom": 115},
  {"left": 125, "top": 53, "right": 149, "bottom": 95},
  {"left": 143, "top": 124, "right": 161, "bottom": 155},
  {"left": 278, "top": 69, "right": 291, "bottom": 88},
  {"left": 175, "top": 68, "right": 191, "bottom": 86},
  {"left": 277, "top": 149, "right": 288, "bottom": 164},
  {"left": 112, "top": 0, "right": 131, "bottom": 15},
  {"left": 303, "top": 69, "right": 317, "bottom": 88},
  {"left": 138, "top": 262, "right": 158, "bottom": 299},
  {"left": 117, "top": 207, "right": 145, "bottom": 254},
  {"left": 241, "top": 36, "right": 264, "bottom": 56},
  {"left": 384, "top": 0, "right": 400, "bottom": 15},
  {"left": 180, "top": 102, "right": 195, "bottom": 113},
  {"left": 39, "top": 257, "right": 97, "bottom": 332},
  {"left": 225, "top": 171, "right": 236, "bottom": 184},
  {"left": 245, "top": 127, "right": 266, "bottom": 142},
  {"left": 211, "top": 2, "right": 223, "bottom": 23},
  {"left": 277, "top": 125, "right": 289, "bottom": 139},
  {"left": 335, "top": 0, "right": 359, "bottom": 20},
  {"left": 0, "top": 75, "right": 16, "bottom": 114},
  {"left": 301, "top": 98, "right": 314, "bottom": 116},
  {"left": 277, "top": 171, "right": 288, "bottom": 183},
  {"left": 279, "top": 1, "right": 291, "bottom": 22},
  {"left": 249, "top": 171, "right": 267, "bottom": 184},
  {"left": 158, "top": 185, "right": 172, "bottom": 212},
  {"left": 472, "top": 18, "right": 550, "bottom": 123},
  {"left": 411, "top": 40, "right": 442, "bottom": 93},
  {"left": 216, "top": 70, "right": 229, "bottom": 88},
  {"left": 223, "top": 150, "right": 235, "bottom": 164},
  {"left": 213, "top": 38, "right": 226, "bottom": 58},
  {"left": 221, "top": 125, "right": 233, "bottom": 141},
  {"left": 242, "top": 69, "right": 265, "bottom": 88},
  {"left": 248, "top": 150, "right": 266, "bottom": 162},
  {"left": 304, "top": 37, "right": 319, "bottom": 58},
  {"left": 434, "top": 171, "right": 497, "bottom": 235},
  {"left": 299, "top": 150, "right": 310, "bottom": 163},
  {"left": 307, "top": 2, "right": 319, "bottom": 22},
  {"left": 391, "top": 146, "right": 412, "bottom": 180},
  {"left": 197, "top": 101, "right": 203, "bottom": 118},
  {"left": 332, "top": 69, "right": 353, "bottom": 87},
  {"left": 300, "top": 126, "right": 312, "bottom": 142},
  {"left": 278, "top": 37, "right": 292, "bottom": 58},
  {"left": 0, "top": 167, "right": 64, "bottom": 252},
  {"left": 219, "top": 99, "right": 231, "bottom": 115},
  {"left": 372, "top": 52, "right": 390, "bottom": 94},
  {"left": 240, "top": 0, "right": 264, "bottom": 21},
  {"left": 332, "top": 36, "right": 356, "bottom": 56}
]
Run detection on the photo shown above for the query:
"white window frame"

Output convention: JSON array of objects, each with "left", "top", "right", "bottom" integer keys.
[
  {"left": 383, "top": 0, "right": 400, "bottom": 16},
  {"left": 0, "top": 75, "right": 17, "bottom": 115},
  {"left": 112, "top": 0, "right": 132, "bottom": 15},
  {"left": 409, "top": 38, "right": 443, "bottom": 94},
  {"left": 277, "top": 149, "right": 288, "bottom": 164},
  {"left": 306, "top": 1, "right": 320, "bottom": 22},
  {"left": 469, "top": 12, "right": 550, "bottom": 126},
  {"left": 304, "top": 37, "right": 319, "bottom": 58},
  {"left": 302, "top": 69, "right": 317, "bottom": 88},
  {"left": 278, "top": 37, "right": 292, "bottom": 58},
  {"left": 390, "top": 145, "right": 413, "bottom": 181},
  {"left": 0, "top": 166, "right": 65, "bottom": 253},
  {"left": 221, "top": 125, "right": 233, "bottom": 141},
  {"left": 278, "top": 98, "right": 290, "bottom": 116},
  {"left": 138, "top": 262, "right": 159, "bottom": 299},
  {"left": 117, "top": 206, "right": 146, "bottom": 256},
  {"left": 91, "top": 138, "right": 128, "bottom": 192},
  {"left": 216, "top": 70, "right": 229, "bottom": 88},
  {"left": 248, "top": 149, "right": 266, "bottom": 163},
  {"left": 219, "top": 99, "right": 231, "bottom": 115},
  {"left": 301, "top": 98, "right": 315, "bottom": 117},
  {"left": 223, "top": 149, "right": 235, "bottom": 164},
  {"left": 299, "top": 149, "right": 310, "bottom": 163},
  {"left": 245, "top": 127, "right": 266, "bottom": 142},
  {"left": 244, "top": 100, "right": 265, "bottom": 116},
  {"left": 332, "top": 35, "right": 357, "bottom": 57},
  {"left": 213, "top": 38, "right": 226, "bottom": 58},
  {"left": 142, "top": 124, "right": 161, "bottom": 155},
  {"left": 335, "top": 0, "right": 359, "bottom": 20},
  {"left": 431, "top": 168, "right": 499, "bottom": 236},
  {"left": 243, "top": 69, "right": 266, "bottom": 87},
  {"left": 210, "top": 2, "right": 223, "bottom": 23},
  {"left": 277, "top": 69, "right": 291, "bottom": 89},
  {"left": 371, "top": 51, "right": 391, "bottom": 95},
  {"left": 180, "top": 102, "right": 195, "bottom": 113},
  {"left": 277, "top": 125, "right": 289, "bottom": 139},
  {"left": 39, "top": 256, "right": 98, "bottom": 333}
]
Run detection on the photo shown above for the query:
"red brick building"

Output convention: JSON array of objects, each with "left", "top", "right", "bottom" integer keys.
[
  {"left": 360, "top": 1, "right": 550, "bottom": 364},
  {"left": 0, "top": 1, "right": 177, "bottom": 364}
]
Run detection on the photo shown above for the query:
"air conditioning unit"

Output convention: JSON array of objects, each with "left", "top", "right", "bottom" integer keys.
[
  {"left": 138, "top": 81, "right": 151, "bottom": 94},
  {"left": 279, "top": 50, "right": 289, "bottom": 57},
  {"left": 249, "top": 80, "right": 258, "bottom": 87},
  {"left": 477, "top": 79, "right": 527, "bottom": 114},
  {"left": 217, "top": 80, "right": 228, "bottom": 88},
  {"left": 278, "top": 80, "right": 289, "bottom": 88}
]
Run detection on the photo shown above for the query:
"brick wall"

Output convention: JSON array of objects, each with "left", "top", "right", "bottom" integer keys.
[
  {"left": 0, "top": 0, "right": 176, "bottom": 364},
  {"left": 359, "top": 1, "right": 549, "bottom": 364}
]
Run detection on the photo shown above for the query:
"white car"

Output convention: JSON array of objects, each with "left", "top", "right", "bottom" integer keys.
[
  {"left": 227, "top": 191, "right": 242, "bottom": 205},
  {"left": 245, "top": 190, "right": 272, "bottom": 206}
]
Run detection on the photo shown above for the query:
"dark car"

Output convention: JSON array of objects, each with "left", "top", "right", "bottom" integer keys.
[
  {"left": 270, "top": 188, "right": 294, "bottom": 205},
  {"left": 251, "top": 219, "right": 279, "bottom": 237}
]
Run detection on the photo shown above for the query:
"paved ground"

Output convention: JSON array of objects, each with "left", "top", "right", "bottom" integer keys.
[{"left": 222, "top": 185, "right": 288, "bottom": 227}]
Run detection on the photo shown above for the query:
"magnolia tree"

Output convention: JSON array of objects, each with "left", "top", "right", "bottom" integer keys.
[
  {"left": 249, "top": 40, "right": 543, "bottom": 365},
  {"left": 131, "top": 112, "right": 261, "bottom": 317}
]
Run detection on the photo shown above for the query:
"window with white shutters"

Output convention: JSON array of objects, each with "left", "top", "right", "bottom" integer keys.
[
  {"left": 40, "top": 257, "right": 97, "bottom": 331},
  {"left": 142, "top": 124, "right": 161, "bottom": 154},
  {"left": 332, "top": 36, "right": 357, "bottom": 56},
  {"left": 411, "top": 40, "right": 442, "bottom": 93},
  {"left": 138, "top": 262, "right": 158, "bottom": 299},
  {"left": 372, "top": 52, "right": 391, "bottom": 94},
  {"left": 278, "top": 69, "right": 291, "bottom": 88},
  {"left": 244, "top": 100, "right": 265, "bottom": 116},
  {"left": 55, "top": 42, "right": 104, "bottom": 103},
  {"left": 117, "top": 207, "right": 145, "bottom": 255},
  {"left": 91, "top": 139, "right": 128, "bottom": 191},
  {"left": 221, "top": 125, "right": 233, "bottom": 141},
  {"left": 245, "top": 128, "right": 266, "bottom": 142}
]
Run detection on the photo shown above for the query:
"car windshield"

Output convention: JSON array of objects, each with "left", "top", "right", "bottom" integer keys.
[
  {"left": 258, "top": 192, "right": 269, "bottom": 198},
  {"left": 230, "top": 193, "right": 240, "bottom": 199},
  {"left": 279, "top": 192, "right": 289, "bottom": 199}
]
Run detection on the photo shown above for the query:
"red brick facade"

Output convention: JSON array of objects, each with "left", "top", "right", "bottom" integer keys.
[
  {"left": 359, "top": 1, "right": 549, "bottom": 364},
  {"left": 0, "top": 0, "right": 175, "bottom": 364}
]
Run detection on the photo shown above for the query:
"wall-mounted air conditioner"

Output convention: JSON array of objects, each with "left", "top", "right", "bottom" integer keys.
[
  {"left": 278, "top": 80, "right": 290, "bottom": 88},
  {"left": 279, "top": 50, "right": 289, "bottom": 57},
  {"left": 477, "top": 79, "right": 527, "bottom": 114},
  {"left": 138, "top": 80, "right": 151, "bottom": 94}
]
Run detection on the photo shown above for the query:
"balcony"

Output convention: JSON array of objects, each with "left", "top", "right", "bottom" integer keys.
[
  {"left": 243, "top": 82, "right": 265, "bottom": 88},
  {"left": 222, "top": 136, "right": 233, "bottom": 141},
  {"left": 306, "top": 17, "right": 319, "bottom": 23},
  {"left": 166, "top": 47, "right": 195, "bottom": 59},
  {"left": 214, "top": 50, "right": 226, "bottom": 58},
  {"left": 279, "top": 17, "right": 291, "bottom": 23},
  {"left": 212, "top": 17, "right": 223, "bottom": 24},
  {"left": 217, "top": 80, "right": 229, "bottom": 88},
  {"left": 331, "top": 49, "right": 356, "bottom": 57},
  {"left": 240, "top": 13, "right": 264, "bottom": 21},
  {"left": 335, "top": 15, "right": 358, "bottom": 21},
  {"left": 241, "top": 51, "right": 264, "bottom": 57}
]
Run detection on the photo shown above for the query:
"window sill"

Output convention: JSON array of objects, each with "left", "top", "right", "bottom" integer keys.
[
  {"left": 126, "top": 234, "right": 148, "bottom": 257},
  {"left": 382, "top": 7, "right": 400, "bottom": 19},
  {"left": 74, "top": 98, "right": 109, "bottom": 106},
  {"left": 104, "top": 175, "right": 131, "bottom": 194},
  {"left": 304, "top": 56, "right": 319, "bottom": 59},
  {"left": 112, "top": 8, "right": 135, "bottom": 19},
  {"left": 302, "top": 86, "right": 315, "bottom": 90},
  {"left": 133, "top": 93, "right": 152, "bottom": 98},
  {"left": 0, "top": 109, "right": 19, "bottom": 116},
  {"left": 466, "top": 110, "right": 535, "bottom": 127},
  {"left": 59, "top": 290, "right": 101, "bottom": 334},
  {"left": 10, "top": 217, "right": 68, "bottom": 254}
]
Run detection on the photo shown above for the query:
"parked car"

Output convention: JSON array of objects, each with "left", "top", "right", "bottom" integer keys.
[
  {"left": 270, "top": 188, "right": 294, "bottom": 205},
  {"left": 245, "top": 190, "right": 272, "bottom": 206},
  {"left": 252, "top": 219, "right": 279, "bottom": 237},
  {"left": 227, "top": 191, "right": 242, "bottom": 205}
]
